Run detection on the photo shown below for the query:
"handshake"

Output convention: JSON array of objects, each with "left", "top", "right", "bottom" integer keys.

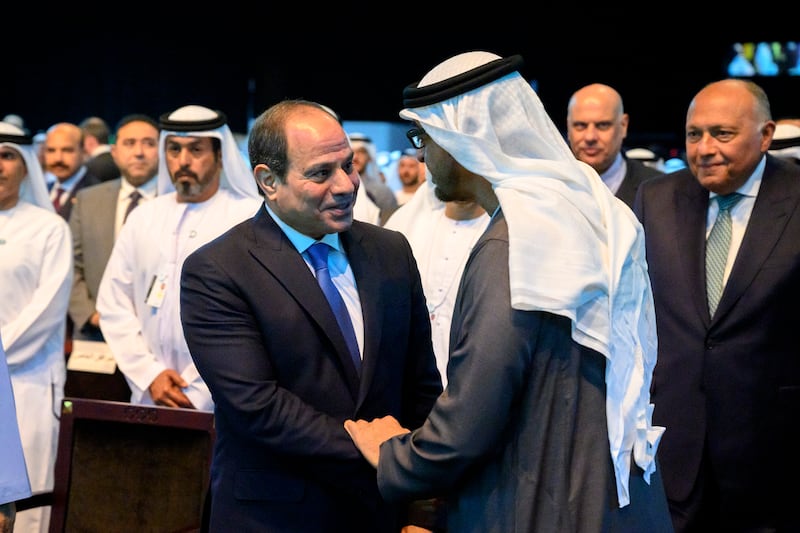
[{"left": 343, "top": 415, "right": 410, "bottom": 467}]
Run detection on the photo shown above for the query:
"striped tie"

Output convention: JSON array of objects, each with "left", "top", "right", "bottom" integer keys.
[
  {"left": 307, "top": 243, "right": 361, "bottom": 375},
  {"left": 705, "top": 193, "right": 743, "bottom": 315}
]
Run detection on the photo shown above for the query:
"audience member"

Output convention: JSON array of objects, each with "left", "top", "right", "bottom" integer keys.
[
  {"left": 44, "top": 122, "right": 102, "bottom": 221},
  {"left": 344, "top": 51, "right": 671, "bottom": 532},
  {"left": 32, "top": 131, "right": 46, "bottom": 165},
  {"left": 66, "top": 113, "right": 160, "bottom": 401},
  {"left": 567, "top": 83, "right": 664, "bottom": 208},
  {"left": 767, "top": 121, "right": 800, "bottom": 164},
  {"left": 97, "top": 105, "right": 262, "bottom": 411},
  {"left": 179, "top": 99, "right": 442, "bottom": 532},
  {"left": 385, "top": 179, "right": 489, "bottom": 387},
  {"left": 393, "top": 148, "right": 425, "bottom": 206},
  {"left": 774, "top": 116, "right": 800, "bottom": 128},
  {"left": 2, "top": 113, "right": 28, "bottom": 134},
  {"left": 0, "top": 331, "right": 31, "bottom": 533},
  {"left": 79, "top": 116, "right": 119, "bottom": 182},
  {"left": 349, "top": 132, "right": 398, "bottom": 224},
  {"left": 633, "top": 78, "right": 800, "bottom": 532},
  {"left": 625, "top": 146, "right": 665, "bottom": 171},
  {"left": 0, "top": 122, "right": 73, "bottom": 533}
]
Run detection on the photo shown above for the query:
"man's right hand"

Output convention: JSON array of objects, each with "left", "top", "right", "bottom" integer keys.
[
  {"left": 149, "top": 370, "right": 194, "bottom": 408},
  {"left": 343, "top": 415, "right": 409, "bottom": 467}
]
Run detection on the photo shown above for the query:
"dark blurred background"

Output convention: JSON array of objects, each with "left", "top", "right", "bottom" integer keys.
[{"left": 4, "top": 17, "right": 797, "bottom": 157}]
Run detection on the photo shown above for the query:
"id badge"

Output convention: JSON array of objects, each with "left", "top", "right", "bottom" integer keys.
[{"left": 145, "top": 268, "right": 169, "bottom": 308}]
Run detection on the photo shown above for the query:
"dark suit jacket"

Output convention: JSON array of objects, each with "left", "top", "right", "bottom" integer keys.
[
  {"left": 180, "top": 207, "right": 443, "bottom": 532},
  {"left": 615, "top": 157, "right": 664, "bottom": 208},
  {"left": 634, "top": 154, "right": 800, "bottom": 529},
  {"left": 85, "top": 150, "right": 120, "bottom": 183},
  {"left": 51, "top": 171, "right": 102, "bottom": 221}
]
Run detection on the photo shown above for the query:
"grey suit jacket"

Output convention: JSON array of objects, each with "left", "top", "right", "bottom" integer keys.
[
  {"left": 634, "top": 154, "right": 800, "bottom": 528},
  {"left": 68, "top": 179, "right": 121, "bottom": 331}
]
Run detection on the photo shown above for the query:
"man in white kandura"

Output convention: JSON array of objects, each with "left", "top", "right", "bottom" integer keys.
[
  {"left": 385, "top": 179, "right": 489, "bottom": 387},
  {"left": 97, "top": 105, "right": 262, "bottom": 411},
  {"left": 0, "top": 122, "right": 72, "bottom": 533}
]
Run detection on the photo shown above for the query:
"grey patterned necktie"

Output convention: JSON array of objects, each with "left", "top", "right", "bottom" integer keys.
[{"left": 706, "top": 193, "right": 743, "bottom": 315}]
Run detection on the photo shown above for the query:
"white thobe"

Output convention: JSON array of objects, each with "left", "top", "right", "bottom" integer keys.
[
  {"left": 352, "top": 181, "right": 381, "bottom": 226},
  {"left": 97, "top": 190, "right": 262, "bottom": 411},
  {"left": 384, "top": 184, "right": 489, "bottom": 386},
  {"left": 0, "top": 202, "right": 72, "bottom": 533}
]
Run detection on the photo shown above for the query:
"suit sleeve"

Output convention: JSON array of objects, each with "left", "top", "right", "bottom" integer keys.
[
  {"left": 180, "top": 246, "right": 378, "bottom": 492},
  {"left": 68, "top": 192, "right": 94, "bottom": 330}
]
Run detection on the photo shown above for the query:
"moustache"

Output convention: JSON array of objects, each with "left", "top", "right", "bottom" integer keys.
[{"left": 174, "top": 171, "right": 197, "bottom": 180}]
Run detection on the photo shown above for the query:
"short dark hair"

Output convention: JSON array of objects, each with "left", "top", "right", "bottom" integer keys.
[
  {"left": 248, "top": 99, "right": 331, "bottom": 182},
  {"left": 115, "top": 113, "right": 159, "bottom": 135},
  {"left": 79, "top": 116, "right": 111, "bottom": 143}
]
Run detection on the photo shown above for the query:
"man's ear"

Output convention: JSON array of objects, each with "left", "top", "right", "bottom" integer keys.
[{"left": 254, "top": 164, "right": 277, "bottom": 198}]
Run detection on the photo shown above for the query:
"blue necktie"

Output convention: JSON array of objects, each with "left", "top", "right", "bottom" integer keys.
[
  {"left": 706, "top": 193, "right": 743, "bottom": 315},
  {"left": 307, "top": 242, "right": 361, "bottom": 375}
]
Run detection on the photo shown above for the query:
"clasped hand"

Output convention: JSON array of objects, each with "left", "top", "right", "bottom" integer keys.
[
  {"left": 343, "top": 415, "right": 410, "bottom": 467},
  {"left": 149, "top": 369, "right": 194, "bottom": 408}
]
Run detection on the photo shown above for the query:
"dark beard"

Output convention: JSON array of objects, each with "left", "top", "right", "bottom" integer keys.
[{"left": 433, "top": 185, "right": 470, "bottom": 203}]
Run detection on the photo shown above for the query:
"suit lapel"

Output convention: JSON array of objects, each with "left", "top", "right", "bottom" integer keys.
[
  {"left": 716, "top": 158, "right": 800, "bottom": 319},
  {"left": 340, "top": 226, "right": 383, "bottom": 406},
  {"left": 247, "top": 209, "right": 360, "bottom": 394},
  {"left": 673, "top": 180, "right": 713, "bottom": 323},
  {"left": 102, "top": 181, "right": 121, "bottom": 247}
]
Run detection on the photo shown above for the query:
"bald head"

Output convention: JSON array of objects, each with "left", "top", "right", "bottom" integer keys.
[
  {"left": 567, "top": 84, "right": 624, "bottom": 118},
  {"left": 688, "top": 78, "right": 772, "bottom": 125},
  {"left": 566, "top": 83, "right": 629, "bottom": 174},
  {"left": 44, "top": 122, "right": 86, "bottom": 181},
  {"left": 684, "top": 78, "right": 775, "bottom": 195}
]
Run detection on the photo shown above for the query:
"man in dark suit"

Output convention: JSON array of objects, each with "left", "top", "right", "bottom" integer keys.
[
  {"left": 634, "top": 78, "right": 800, "bottom": 532},
  {"left": 79, "top": 116, "right": 120, "bottom": 183},
  {"left": 44, "top": 122, "right": 101, "bottom": 221},
  {"left": 67, "top": 114, "right": 160, "bottom": 401},
  {"left": 179, "top": 100, "right": 442, "bottom": 532},
  {"left": 44, "top": 122, "right": 102, "bottom": 358},
  {"left": 567, "top": 83, "right": 663, "bottom": 208}
]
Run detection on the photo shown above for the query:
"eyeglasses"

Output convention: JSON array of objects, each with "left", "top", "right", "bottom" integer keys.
[{"left": 406, "top": 128, "right": 425, "bottom": 149}]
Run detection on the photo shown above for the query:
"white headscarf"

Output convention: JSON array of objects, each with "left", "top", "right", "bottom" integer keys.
[
  {"left": 769, "top": 122, "right": 800, "bottom": 162},
  {"left": 157, "top": 105, "right": 260, "bottom": 200},
  {"left": 0, "top": 122, "right": 53, "bottom": 211},
  {"left": 400, "top": 51, "right": 664, "bottom": 507}
]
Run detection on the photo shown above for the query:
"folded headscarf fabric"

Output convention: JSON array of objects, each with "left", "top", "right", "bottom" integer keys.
[
  {"left": 400, "top": 51, "right": 664, "bottom": 507},
  {"left": 0, "top": 121, "right": 52, "bottom": 210}
]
